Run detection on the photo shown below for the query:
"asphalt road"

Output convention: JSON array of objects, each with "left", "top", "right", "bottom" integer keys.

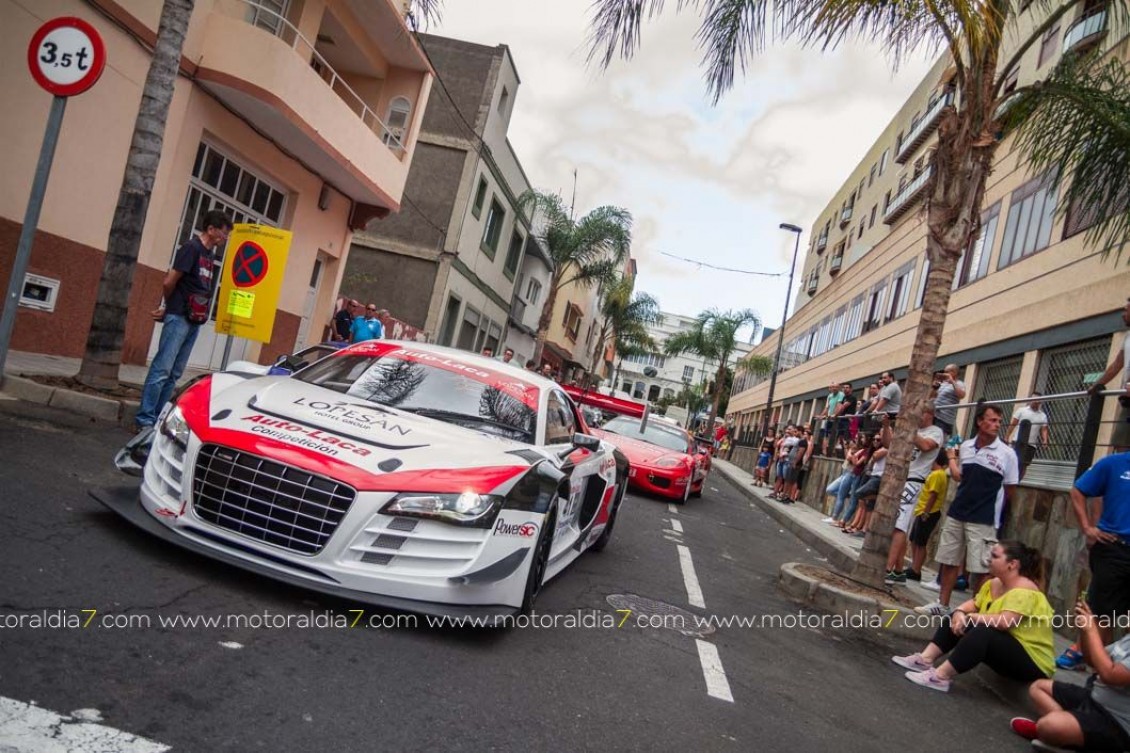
[{"left": 0, "top": 398, "right": 1033, "bottom": 752}]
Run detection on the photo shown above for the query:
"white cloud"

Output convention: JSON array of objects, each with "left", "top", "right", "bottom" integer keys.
[{"left": 434, "top": 2, "right": 935, "bottom": 322}]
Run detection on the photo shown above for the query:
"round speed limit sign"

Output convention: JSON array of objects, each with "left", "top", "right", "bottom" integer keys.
[{"left": 27, "top": 17, "right": 106, "bottom": 97}]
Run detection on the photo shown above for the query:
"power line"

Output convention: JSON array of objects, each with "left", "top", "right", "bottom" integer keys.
[{"left": 659, "top": 252, "right": 787, "bottom": 277}]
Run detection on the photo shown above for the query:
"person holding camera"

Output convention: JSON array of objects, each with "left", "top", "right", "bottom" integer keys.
[{"left": 932, "top": 364, "right": 966, "bottom": 437}]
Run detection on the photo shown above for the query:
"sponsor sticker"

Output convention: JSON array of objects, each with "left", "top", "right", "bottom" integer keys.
[{"left": 494, "top": 519, "right": 539, "bottom": 538}]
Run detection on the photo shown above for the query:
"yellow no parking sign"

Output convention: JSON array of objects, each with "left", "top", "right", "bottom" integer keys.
[{"left": 215, "top": 224, "right": 292, "bottom": 343}]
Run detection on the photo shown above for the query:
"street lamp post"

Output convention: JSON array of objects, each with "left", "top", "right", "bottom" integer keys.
[{"left": 760, "top": 223, "right": 803, "bottom": 440}]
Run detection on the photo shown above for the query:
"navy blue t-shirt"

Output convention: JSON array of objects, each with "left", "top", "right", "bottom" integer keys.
[
  {"left": 947, "top": 436, "right": 1019, "bottom": 524},
  {"left": 1075, "top": 452, "right": 1130, "bottom": 538},
  {"left": 165, "top": 236, "right": 215, "bottom": 320}
]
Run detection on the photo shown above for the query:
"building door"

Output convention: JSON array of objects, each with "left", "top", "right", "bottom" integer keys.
[
  {"left": 148, "top": 142, "right": 288, "bottom": 370},
  {"left": 296, "top": 256, "right": 324, "bottom": 348}
]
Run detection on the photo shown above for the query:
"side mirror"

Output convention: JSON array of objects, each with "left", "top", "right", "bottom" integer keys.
[{"left": 573, "top": 433, "right": 600, "bottom": 451}]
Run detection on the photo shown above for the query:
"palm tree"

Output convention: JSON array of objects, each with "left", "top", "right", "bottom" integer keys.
[
  {"left": 663, "top": 309, "right": 760, "bottom": 430},
  {"left": 589, "top": 274, "right": 662, "bottom": 379},
  {"left": 77, "top": 0, "right": 195, "bottom": 389},
  {"left": 589, "top": 0, "right": 1130, "bottom": 587},
  {"left": 520, "top": 190, "right": 633, "bottom": 365}
]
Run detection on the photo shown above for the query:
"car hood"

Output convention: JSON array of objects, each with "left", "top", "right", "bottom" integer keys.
[
  {"left": 589, "top": 428, "right": 687, "bottom": 466},
  {"left": 176, "top": 374, "right": 545, "bottom": 491}
]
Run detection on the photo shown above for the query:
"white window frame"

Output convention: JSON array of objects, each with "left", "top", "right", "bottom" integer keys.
[{"left": 19, "top": 273, "right": 60, "bottom": 312}]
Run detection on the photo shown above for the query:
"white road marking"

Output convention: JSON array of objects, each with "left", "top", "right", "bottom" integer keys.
[
  {"left": 668, "top": 503, "right": 678, "bottom": 514},
  {"left": 676, "top": 544, "right": 706, "bottom": 608},
  {"left": 219, "top": 641, "right": 243, "bottom": 650},
  {"left": 0, "top": 697, "right": 169, "bottom": 752},
  {"left": 696, "top": 639, "right": 734, "bottom": 702},
  {"left": 670, "top": 519, "right": 684, "bottom": 534}
]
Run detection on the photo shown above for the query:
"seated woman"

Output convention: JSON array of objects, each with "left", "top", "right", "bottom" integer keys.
[
  {"left": 843, "top": 438, "right": 886, "bottom": 534},
  {"left": 892, "top": 540, "right": 1055, "bottom": 693},
  {"left": 1010, "top": 600, "right": 1130, "bottom": 751}
]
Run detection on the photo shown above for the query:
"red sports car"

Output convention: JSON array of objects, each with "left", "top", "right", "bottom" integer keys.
[{"left": 589, "top": 416, "right": 709, "bottom": 504}]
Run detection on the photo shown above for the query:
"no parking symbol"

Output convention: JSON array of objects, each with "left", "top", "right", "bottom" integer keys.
[{"left": 215, "top": 224, "right": 292, "bottom": 344}]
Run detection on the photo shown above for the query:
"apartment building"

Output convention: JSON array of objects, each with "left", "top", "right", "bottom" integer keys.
[
  {"left": 1, "top": 0, "right": 431, "bottom": 368},
  {"left": 345, "top": 34, "right": 542, "bottom": 357},
  {"left": 542, "top": 257, "right": 637, "bottom": 382},
  {"left": 617, "top": 311, "right": 754, "bottom": 403},
  {"left": 727, "top": 4, "right": 1129, "bottom": 493}
]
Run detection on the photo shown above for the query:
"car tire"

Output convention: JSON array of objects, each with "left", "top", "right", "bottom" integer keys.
[
  {"left": 679, "top": 477, "right": 691, "bottom": 505},
  {"left": 691, "top": 478, "right": 703, "bottom": 498},
  {"left": 591, "top": 477, "right": 627, "bottom": 552},
  {"left": 520, "top": 507, "right": 556, "bottom": 615}
]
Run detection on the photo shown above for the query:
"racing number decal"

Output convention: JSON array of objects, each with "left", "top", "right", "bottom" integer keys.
[{"left": 557, "top": 475, "right": 584, "bottom": 536}]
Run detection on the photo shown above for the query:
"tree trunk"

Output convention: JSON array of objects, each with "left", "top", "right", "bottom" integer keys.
[
  {"left": 532, "top": 273, "right": 561, "bottom": 365},
  {"left": 852, "top": 54, "right": 1000, "bottom": 587},
  {"left": 706, "top": 359, "right": 726, "bottom": 431},
  {"left": 77, "top": 0, "right": 195, "bottom": 389}
]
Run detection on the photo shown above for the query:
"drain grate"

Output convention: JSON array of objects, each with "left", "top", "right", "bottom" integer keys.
[{"left": 606, "top": 594, "right": 715, "bottom": 637}]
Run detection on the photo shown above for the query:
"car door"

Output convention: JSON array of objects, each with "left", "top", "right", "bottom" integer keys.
[{"left": 544, "top": 389, "right": 605, "bottom": 558}]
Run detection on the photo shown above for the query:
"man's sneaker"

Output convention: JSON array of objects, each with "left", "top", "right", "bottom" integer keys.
[
  {"left": 885, "top": 570, "right": 907, "bottom": 584},
  {"left": 905, "top": 667, "right": 951, "bottom": 692},
  {"left": 1010, "top": 717, "right": 1038, "bottom": 740},
  {"left": 922, "top": 580, "right": 941, "bottom": 592},
  {"left": 955, "top": 575, "right": 969, "bottom": 592},
  {"left": 904, "top": 569, "right": 922, "bottom": 582},
  {"left": 1055, "top": 645, "right": 1085, "bottom": 671},
  {"left": 891, "top": 653, "right": 931, "bottom": 671},
  {"left": 915, "top": 601, "right": 950, "bottom": 616}
]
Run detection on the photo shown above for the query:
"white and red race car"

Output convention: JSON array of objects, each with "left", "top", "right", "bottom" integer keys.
[{"left": 96, "top": 342, "right": 628, "bottom": 619}]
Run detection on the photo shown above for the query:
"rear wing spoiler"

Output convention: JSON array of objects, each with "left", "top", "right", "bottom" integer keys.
[{"left": 561, "top": 385, "right": 647, "bottom": 419}]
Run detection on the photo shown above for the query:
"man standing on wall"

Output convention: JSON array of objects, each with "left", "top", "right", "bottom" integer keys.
[
  {"left": 135, "top": 209, "right": 233, "bottom": 433},
  {"left": 1085, "top": 297, "right": 1130, "bottom": 452}
]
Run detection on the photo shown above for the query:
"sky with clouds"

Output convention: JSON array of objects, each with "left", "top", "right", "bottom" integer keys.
[{"left": 432, "top": 2, "right": 937, "bottom": 343}]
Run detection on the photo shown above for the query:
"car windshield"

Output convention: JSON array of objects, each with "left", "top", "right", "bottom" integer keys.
[
  {"left": 294, "top": 353, "right": 539, "bottom": 443},
  {"left": 601, "top": 416, "right": 689, "bottom": 453}
]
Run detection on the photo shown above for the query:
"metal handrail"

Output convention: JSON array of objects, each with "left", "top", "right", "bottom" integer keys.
[
  {"left": 928, "top": 388, "right": 1118, "bottom": 412},
  {"left": 1064, "top": 8, "right": 1108, "bottom": 51},
  {"left": 884, "top": 167, "right": 932, "bottom": 218},
  {"left": 226, "top": 0, "right": 405, "bottom": 151},
  {"left": 896, "top": 91, "right": 953, "bottom": 161}
]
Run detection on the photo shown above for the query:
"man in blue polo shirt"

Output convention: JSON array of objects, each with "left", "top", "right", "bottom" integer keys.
[
  {"left": 1074, "top": 452, "right": 1130, "bottom": 644},
  {"left": 917, "top": 403, "right": 1018, "bottom": 615},
  {"left": 350, "top": 303, "right": 384, "bottom": 343}
]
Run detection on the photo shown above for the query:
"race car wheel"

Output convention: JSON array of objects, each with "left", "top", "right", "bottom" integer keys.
[
  {"left": 691, "top": 477, "right": 703, "bottom": 498},
  {"left": 591, "top": 476, "right": 627, "bottom": 552},
  {"left": 520, "top": 507, "right": 556, "bottom": 615},
  {"left": 679, "top": 477, "right": 691, "bottom": 505}
]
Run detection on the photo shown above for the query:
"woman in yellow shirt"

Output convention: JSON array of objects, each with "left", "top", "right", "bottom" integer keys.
[{"left": 892, "top": 540, "right": 1055, "bottom": 692}]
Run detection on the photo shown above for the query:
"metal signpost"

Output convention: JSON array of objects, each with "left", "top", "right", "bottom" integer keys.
[{"left": 0, "top": 17, "right": 106, "bottom": 379}]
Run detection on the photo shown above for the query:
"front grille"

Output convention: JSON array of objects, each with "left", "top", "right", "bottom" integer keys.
[
  {"left": 192, "top": 444, "right": 356, "bottom": 555},
  {"left": 649, "top": 475, "right": 672, "bottom": 489}
]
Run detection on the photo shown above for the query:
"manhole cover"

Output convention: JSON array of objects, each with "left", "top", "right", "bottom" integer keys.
[{"left": 606, "top": 593, "right": 715, "bottom": 637}]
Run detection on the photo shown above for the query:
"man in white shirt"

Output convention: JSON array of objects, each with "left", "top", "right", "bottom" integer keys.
[
  {"left": 1006, "top": 393, "right": 1051, "bottom": 474},
  {"left": 1087, "top": 297, "right": 1130, "bottom": 450},
  {"left": 885, "top": 402, "right": 945, "bottom": 583}
]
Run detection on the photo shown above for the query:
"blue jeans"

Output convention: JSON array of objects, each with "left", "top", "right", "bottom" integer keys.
[
  {"left": 830, "top": 473, "right": 860, "bottom": 520},
  {"left": 843, "top": 474, "right": 880, "bottom": 523},
  {"left": 136, "top": 314, "right": 200, "bottom": 427}
]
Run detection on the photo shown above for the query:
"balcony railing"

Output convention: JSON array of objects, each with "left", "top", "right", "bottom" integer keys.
[
  {"left": 839, "top": 206, "right": 853, "bottom": 227},
  {"left": 896, "top": 90, "right": 954, "bottom": 164},
  {"left": 230, "top": 0, "right": 405, "bottom": 152},
  {"left": 883, "top": 167, "right": 932, "bottom": 224},
  {"left": 806, "top": 273, "right": 819, "bottom": 295},
  {"left": 1064, "top": 8, "right": 1108, "bottom": 54},
  {"left": 510, "top": 297, "right": 527, "bottom": 325},
  {"left": 815, "top": 231, "right": 828, "bottom": 253},
  {"left": 829, "top": 253, "right": 843, "bottom": 274}
]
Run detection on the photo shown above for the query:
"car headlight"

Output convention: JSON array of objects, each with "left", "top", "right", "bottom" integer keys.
[
  {"left": 654, "top": 456, "right": 686, "bottom": 468},
  {"left": 382, "top": 492, "right": 502, "bottom": 527},
  {"left": 160, "top": 405, "right": 191, "bottom": 448}
]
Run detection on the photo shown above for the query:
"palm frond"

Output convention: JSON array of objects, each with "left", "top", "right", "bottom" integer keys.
[
  {"left": 695, "top": 0, "right": 771, "bottom": 103},
  {"left": 1011, "top": 55, "right": 1130, "bottom": 258},
  {"left": 586, "top": 0, "right": 695, "bottom": 69},
  {"left": 406, "top": 0, "right": 443, "bottom": 30}
]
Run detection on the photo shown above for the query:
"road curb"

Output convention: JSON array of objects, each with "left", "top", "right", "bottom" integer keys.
[
  {"left": 778, "top": 562, "right": 934, "bottom": 640},
  {"left": 713, "top": 461, "right": 857, "bottom": 572},
  {"left": 1, "top": 374, "right": 139, "bottom": 429}
]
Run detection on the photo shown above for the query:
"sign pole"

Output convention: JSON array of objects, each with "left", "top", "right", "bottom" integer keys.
[{"left": 0, "top": 95, "right": 67, "bottom": 379}]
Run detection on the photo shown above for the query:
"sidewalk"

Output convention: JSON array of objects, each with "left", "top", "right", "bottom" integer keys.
[
  {"left": 711, "top": 457, "right": 1082, "bottom": 697},
  {"left": 1, "top": 349, "right": 211, "bottom": 427}
]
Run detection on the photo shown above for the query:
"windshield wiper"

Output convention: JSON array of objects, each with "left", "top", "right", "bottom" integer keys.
[{"left": 404, "top": 408, "right": 532, "bottom": 441}]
